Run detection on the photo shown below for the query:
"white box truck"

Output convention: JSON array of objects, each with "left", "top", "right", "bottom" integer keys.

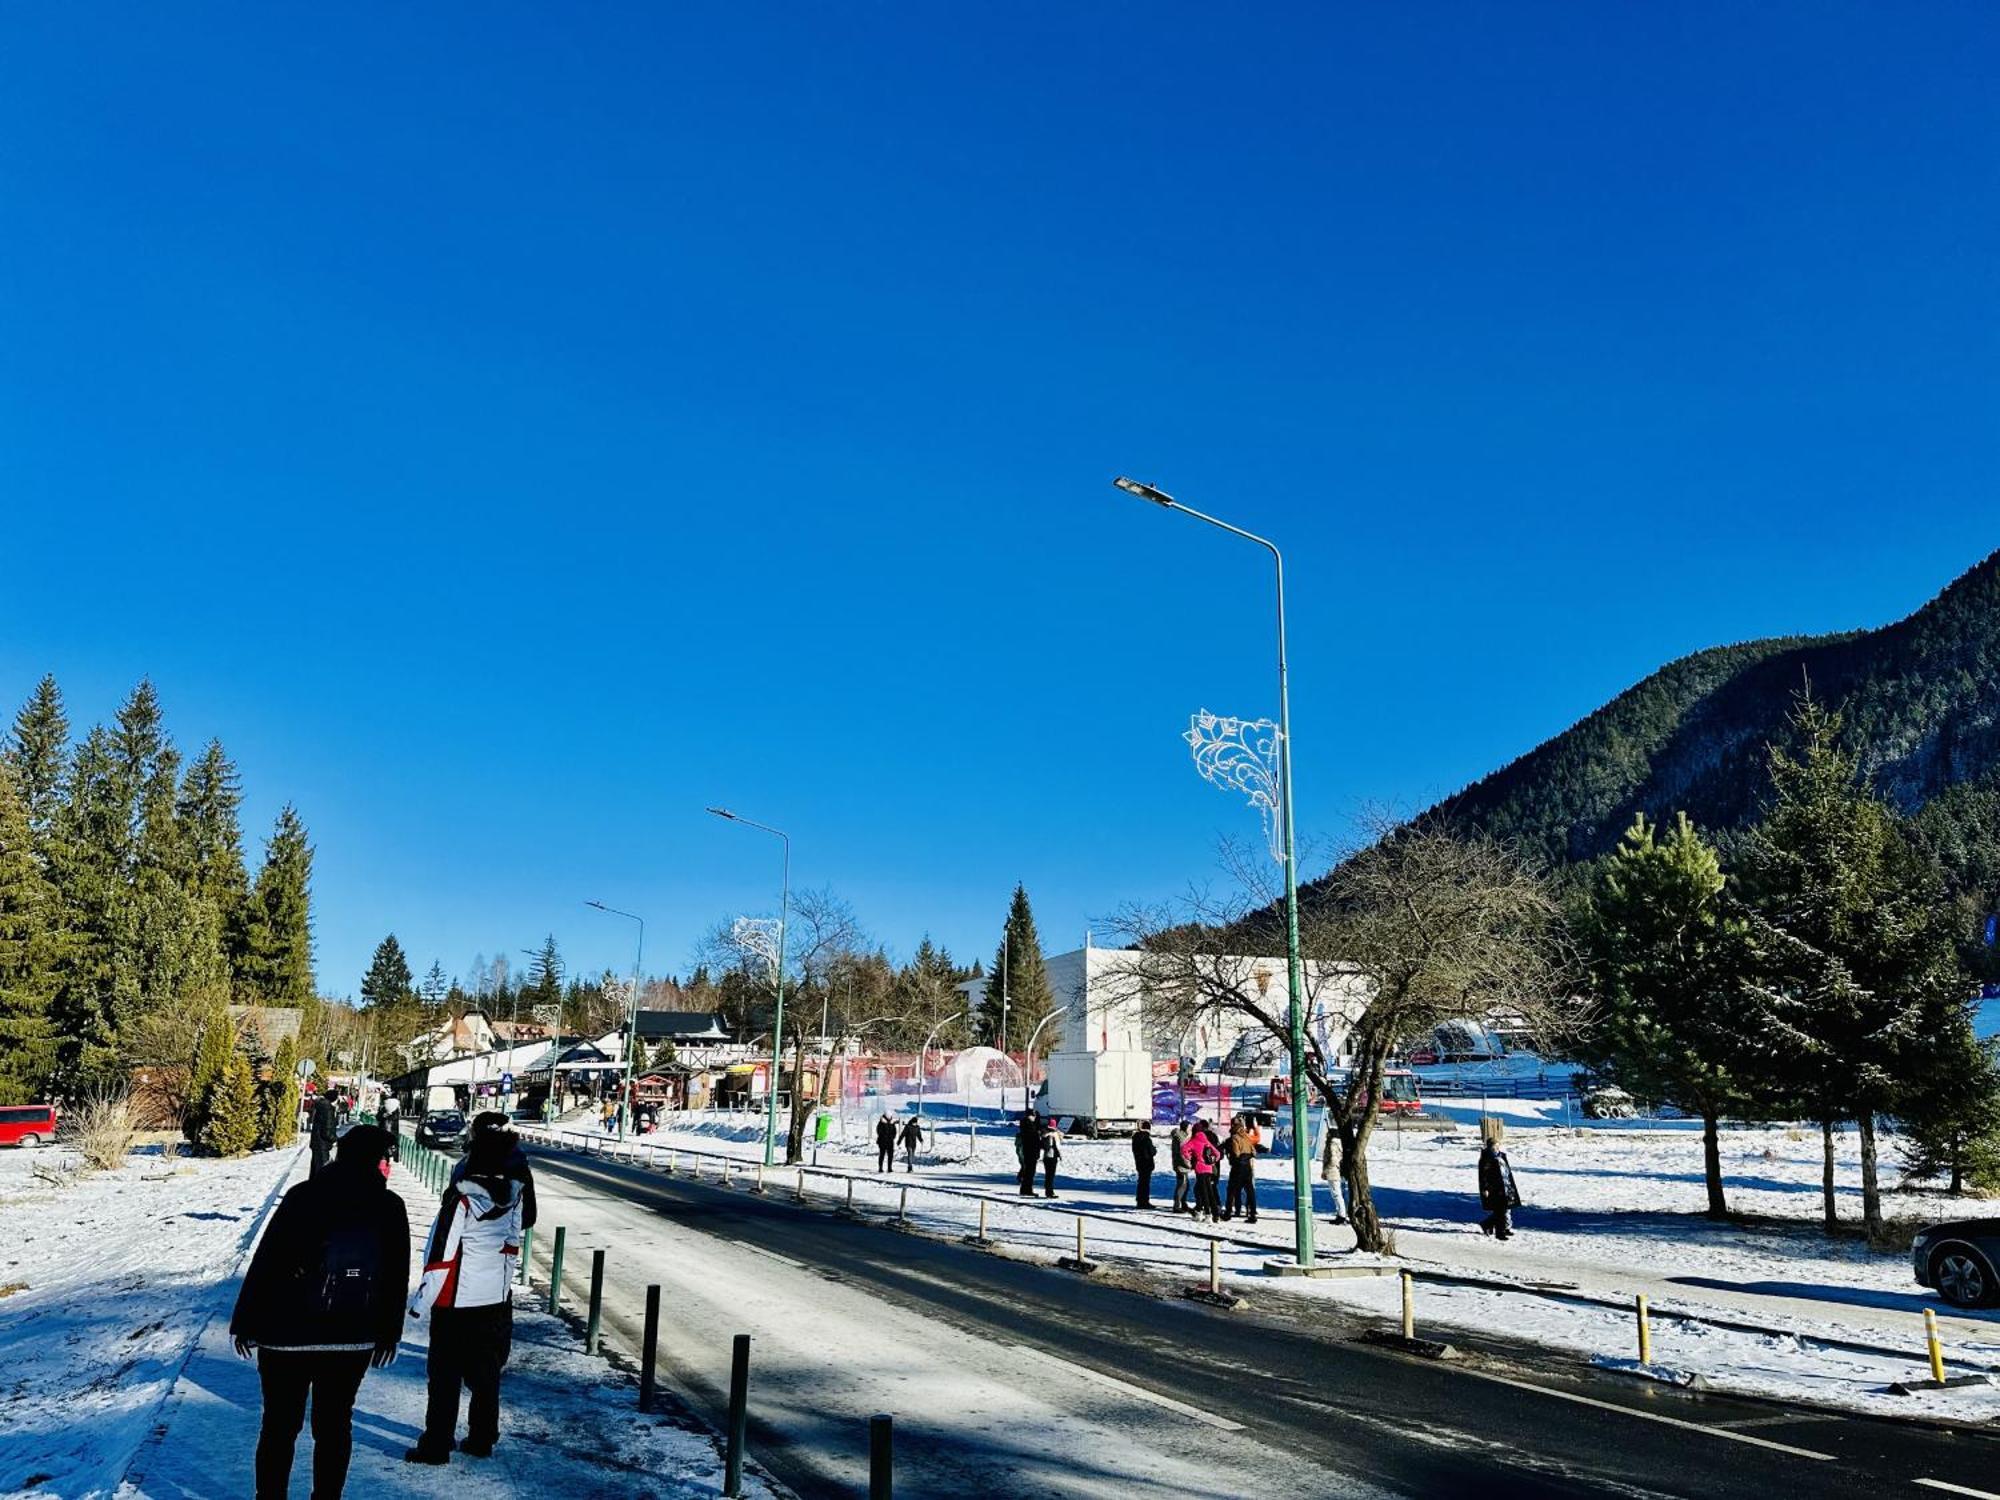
[{"left": 1044, "top": 1049, "right": 1154, "bottom": 1136}]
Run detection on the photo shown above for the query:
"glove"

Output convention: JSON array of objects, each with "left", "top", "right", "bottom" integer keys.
[
  {"left": 233, "top": 1337, "right": 256, "bottom": 1362},
  {"left": 371, "top": 1342, "right": 398, "bottom": 1369}
]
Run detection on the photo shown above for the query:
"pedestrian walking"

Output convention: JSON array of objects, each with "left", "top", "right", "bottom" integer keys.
[
  {"left": 1039, "top": 1118, "right": 1062, "bottom": 1198},
  {"left": 600, "top": 1099, "right": 617, "bottom": 1134},
  {"left": 1477, "top": 1118, "right": 1521, "bottom": 1241},
  {"left": 1131, "top": 1119, "right": 1157, "bottom": 1209},
  {"left": 452, "top": 1111, "right": 539, "bottom": 1230},
  {"left": 1169, "top": 1120, "right": 1192, "bottom": 1214},
  {"left": 406, "top": 1124, "right": 527, "bottom": 1465},
  {"left": 1224, "top": 1115, "right": 1260, "bottom": 1224},
  {"left": 309, "top": 1091, "right": 339, "bottom": 1177},
  {"left": 230, "top": 1124, "right": 409, "bottom": 1500},
  {"left": 1187, "top": 1119, "right": 1223, "bottom": 1222},
  {"left": 899, "top": 1115, "right": 923, "bottom": 1171},
  {"left": 875, "top": 1113, "right": 897, "bottom": 1173},
  {"left": 1321, "top": 1123, "right": 1348, "bottom": 1226},
  {"left": 1015, "top": 1110, "right": 1042, "bottom": 1196},
  {"left": 379, "top": 1092, "right": 402, "bottom": 1160}
]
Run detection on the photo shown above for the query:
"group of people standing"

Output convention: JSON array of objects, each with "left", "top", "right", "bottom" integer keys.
[
  {"left": 875, "top": 1113, "right": 926, "bottom": 1171},
  {"left": 1013, "top": 1109, "right": 1063, "bottom": 1197},
  {"left": 230, "top": 1110, "right": 540, "bottom": 1498},
  {"left": 1142, "top": 1115, "right": 1262, "bottom": 1223}
]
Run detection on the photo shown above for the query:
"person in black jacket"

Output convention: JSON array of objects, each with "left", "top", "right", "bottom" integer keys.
[
  {"left": 1131, "top": 1120, "right": 1157, "bottom": 1209},
  {"left": 231, "top": 1124, "right": 410, "bottom": 1500},
  {"left": 899, "top": 1115, "right": 922, "bottom": 1171},
  {"left": 1477, "top": 1121, "right": 1522, "bottom": 1240},
  {"left": 1015, "top": 1110, "right": 1042, "bottom": 1196},
  {"left": 875, "top": 1113, "right": 896, "bottom": 1172},
  {"left": 451, "top": 1112, "right": 538, "bottom": 1230},
  {"left": 309, "top": 1093, "right": 339, "bottom": 1177}
]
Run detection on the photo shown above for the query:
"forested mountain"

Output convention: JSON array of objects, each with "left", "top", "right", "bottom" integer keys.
[{"left": 1413, "top": 550, "right": 2000, "bottom": 888}]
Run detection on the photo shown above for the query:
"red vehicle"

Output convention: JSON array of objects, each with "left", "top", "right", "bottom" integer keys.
[
  {"left": 1269, "top": 1070, "right": 1424, "bottom": 1116},
  {"left": 0, "top": 1103, "right": 58, "bottom": 1148}
]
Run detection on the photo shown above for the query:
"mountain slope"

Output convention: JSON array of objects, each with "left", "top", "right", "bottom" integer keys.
[{"left": 1414, "top": 550, "right": 2000, "bottom": 873}]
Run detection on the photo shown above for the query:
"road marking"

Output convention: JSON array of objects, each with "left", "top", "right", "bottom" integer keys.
[
  {"left": 1710, "top": 1413, "right": 1841, "bottom": 1430},
  {"left": 1006, "top": 1344, "right": 1245, "bottom": 1430},
  {"left": 1915, "top": 1481, "right": 2000, "bottom": 1499},
  {"left": 740, "top": 1244, "right": 804, "bottom": 1269},
  {"left": 1448, "top": 1367, "right": 1833, "bottom": 1462}
]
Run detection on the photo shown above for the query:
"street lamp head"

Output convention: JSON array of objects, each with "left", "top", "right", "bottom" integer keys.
[
  {"left": 705, "top": 806, "right": 737, "bottom": 822},
  {"left": 1113, "top": 475, "right": 1176, "bottom": 508},
  {"left": 585, "top": 900, "right": 607, "bottom": 912}
]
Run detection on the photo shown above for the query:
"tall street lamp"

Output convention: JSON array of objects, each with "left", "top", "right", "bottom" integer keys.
[
  {"left": 586, "top": 900, "right": 645, "bottom": 1141},
  {"left": 707, "top": 806, "right": 791, "bottom": 1168},
  {"left": 1114, "top": 474, "right": 1316, "bottom": 1268}
]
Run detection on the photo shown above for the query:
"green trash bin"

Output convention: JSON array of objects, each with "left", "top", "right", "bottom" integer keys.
[{"left": 814, "top": 1110, "right": 831, "bottom": 1143}]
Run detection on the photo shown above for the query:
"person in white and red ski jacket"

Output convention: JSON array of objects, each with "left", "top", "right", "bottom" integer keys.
[{"left": 403, "top": 1126, "right": 524, "bottom": 1465}]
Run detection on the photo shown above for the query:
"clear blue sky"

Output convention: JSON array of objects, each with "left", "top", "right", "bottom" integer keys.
[{"left": 3, "top": 6, "right": 1995, "bottom": 999}]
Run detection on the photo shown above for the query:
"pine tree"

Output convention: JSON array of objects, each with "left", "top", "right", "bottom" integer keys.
[
  {"left": 183, "top": 993, "right": 237, "bottom": 1144},
  {"left": 1737, "top": 694, "right": 1971, "bottom": 1234},
  {"left": 529, "top": 936, "right": 563, "bottom": 1023},
  {"left": 360, "top": 935, "right": 414, "bottom": 1009},
  {"left": 202, "top": 1048, "right": 260, "bottom": 1156},
  {"left": 979, "top": 884, "right": 1055, "bottom": 1050},
  {"left": 177, "top": 740, "right": 250, "bottom": 969},
  {"left": 420, "top": 960, "right": 449, "bottom": 1009},
  {"left": 239, "top": 806, "right": 315, "bottom": 1005},
  {"left": 5, "top": 675, "right": 69, "bottom": 848},
  {"left": 262, "top": 1033, "right": 302, "bottom": 1149},
  {"left": 1582, "top": 813, "right": 1759, "bottom": 1217},
  {"left": 0, "top": 762, "right": 60, "bottom": 1104},
  {"left": 47, "top": 726, "right": 128, "bottom": 1092},
  {"left": 1898, "top": 1021, "right": 2000, "bottom": 1195}
]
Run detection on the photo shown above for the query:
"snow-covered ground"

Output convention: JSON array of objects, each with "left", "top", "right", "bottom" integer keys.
[
  {"left": 0, "top": 1140, "right": 778, "bottom": 1499},
  {"left": 551, "top": 1099, "right": 2000, "bottom": 1423}
]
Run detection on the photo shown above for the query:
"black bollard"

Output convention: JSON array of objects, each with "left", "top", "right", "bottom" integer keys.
[
  {"left": 870, "top": 1413, "right": 893, "bottom": 1500},
  {"left": 639, "top": 1285, "right": 661, "bottom": 1412},
  {"left": 586, "top": 1248, "right": 606, "bottom": 1354},
  {"left": 723, "top": 1333, "right": 750, "bottom": 1497}
]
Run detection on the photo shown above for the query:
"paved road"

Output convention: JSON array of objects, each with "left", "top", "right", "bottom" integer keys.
[{"left": 523, "top": 1144, "right": 2000, "bottom": 1500}]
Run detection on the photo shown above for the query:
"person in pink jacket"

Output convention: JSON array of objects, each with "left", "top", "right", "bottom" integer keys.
[{"left": 1185, "top": 1119, "right": 1223, "bottom": 1223}]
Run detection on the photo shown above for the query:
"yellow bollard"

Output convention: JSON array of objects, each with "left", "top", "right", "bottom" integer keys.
[
  {"left": 978, "top": 1199, "right": 989, "bottom": 1243},
  {"left": 1209, "top": 1238, "right": 1220, "bottom": 1297},
  {"left": 1925, "top": 1308, "right": 1946, "bottom": 1384},
  {"left": 1401, "top": 1271, "right": 1414, "bottom": 1341},
  {"left": 723, "top": 1159, "right": 733, "bottom": 1188},
  {"left": 1636, "top": 1294, "right": 1653, "bottom": 1366},
  {"left": 796, "top": 1167, "right": 807, "bottom": 1200}
]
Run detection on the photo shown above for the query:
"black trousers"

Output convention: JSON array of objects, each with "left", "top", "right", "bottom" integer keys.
[
  {"left": 309, "top": 1142, "right": 332, "bottom": 1177},
  {"left": 1226, "top": 1160, "right": 1257, "bottom": 1220},
  {"left": 1134, "top": 1168, "right": 1153, "bottom": 1208},
  {"left": 1481, "top": 1206, "right": 1513, "bottom": 1238},
  {"left": 255, "top": 1348, "right": 370, "bottom": 1500},
  {"left": 877, "top": 1145, "right": 894, "bottom": 1172},
  {"left": 1194, "top": 1174, "right": 1221, "bottom": 1218},
  {"left": 1041, "top": 1159, "right": 1058, "bottom": 1196},
  {"left": 421, "top": 1303, "right": 513, "bottom": 1454},
  {"left": 1017, "top": 1157, "right": 1037, "bottom": 1194}
]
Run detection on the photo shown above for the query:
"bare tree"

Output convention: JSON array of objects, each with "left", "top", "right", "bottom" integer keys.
[{"left": 1111, "top": 821, "right": 1581, "bottom": 1253}]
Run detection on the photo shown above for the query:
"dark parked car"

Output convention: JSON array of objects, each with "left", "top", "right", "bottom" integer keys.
[
  {"left": 1912, "top": 1219, "right": 2000, "bottom": 1308},
  {"left": 416, "top": 1109, "right": 468, "bottom": 1151}
]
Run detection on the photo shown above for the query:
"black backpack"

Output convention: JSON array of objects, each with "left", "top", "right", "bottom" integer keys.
[{"left": 312, "top": 1221, "right": 382, "bottom": 1320}]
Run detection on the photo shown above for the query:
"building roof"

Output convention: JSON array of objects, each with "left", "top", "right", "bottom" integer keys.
[{"left": 633, "top": 1010, "right": 731, "bottom": 1042}]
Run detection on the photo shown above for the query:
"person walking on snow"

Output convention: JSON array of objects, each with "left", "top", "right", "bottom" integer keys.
[
  {"left": 231, "top": 1124, "right": 409, "bottom": 1500},
  {"left": 1321, "top": 1121, "right": 1349, "bottom": 1226},
  {"left": 1168, "top": 1120, "right": 1192, "bottom": 1214},
  {"left": 452, "top": 1111, "right": 539, "bottom": 1230},
  {"left": 876, "top": 1113, "right": 897, "bottom": 1173},
  {"left": 1131, "top": 1119, "right": 1157, "bottom": 1209},
  {"left": 379, "top": 1091, "right": 402, "bottom": 1160},
  {"left": 406, "top": 1124, "right": 527, "bottom": 1465},
  {"left": 1015, "top": 1110, "right": 1043, "bottom": 1196},
  {"left": 1039, "top": 1118, "right": 1063, "bottom": 1198},
  {"left": 1186, "top": 1119, "right": 1223, "bottom": 1222},
  {"left": 1223, "top": 1115, "right": 1260, "bottom": 1224},
  {"left": 1477, "top": 1118, "right": 1521, "bottom": 1241},
  {"left": 309, "top": 1091, "right": 339, "bottom": 1177},
  {"left": 899, "top": 1115, "right": 923, "bottom": 1171}
]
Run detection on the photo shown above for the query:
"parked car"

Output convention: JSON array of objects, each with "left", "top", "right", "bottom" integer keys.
[
  {"left": 0, "top": 1103, "right": 58, "bottom": 1148},
  {"left": 1913, "top": 1219, "right": 2000, "bottom": 1308},
  {"left": 416, "top": 1109, "right": 468, "bottom": 1151}
]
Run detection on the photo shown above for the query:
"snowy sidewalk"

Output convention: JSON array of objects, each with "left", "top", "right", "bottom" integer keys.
[{"left": 120, "top": 1155, "right": 777, "bottom": 1500}]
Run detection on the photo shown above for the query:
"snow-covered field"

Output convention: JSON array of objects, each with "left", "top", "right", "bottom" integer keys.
[
  {"left": 556, "top": 1099, "right": 2000, "bottom": 1423},
  {"left": 0, "top": 1141, "right": 778, "bottom": 1500}
]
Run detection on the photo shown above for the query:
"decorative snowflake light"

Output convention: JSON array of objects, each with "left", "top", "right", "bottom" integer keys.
[{"left": 730, "top": 916, "right": 783, "bottom": 979}]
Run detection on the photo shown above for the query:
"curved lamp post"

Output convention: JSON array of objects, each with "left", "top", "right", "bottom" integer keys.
[
  {"left": 707, "top": 807, "right": 790, "bottom": 1167},
  {"left": 1114, "top": 474, "right": 1316, "bottom": 1269},
  {"left": 585, "top": 900, "right": 645, "bottom": 1141},
  {"left": 1020, "top": 1010, "right": 1061, "bottom": 1117},
  {"left": 913, "top": 1010, "right": 964, "bottom": 1127}
]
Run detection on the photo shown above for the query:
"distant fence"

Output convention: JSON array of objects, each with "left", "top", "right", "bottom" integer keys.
[{"left": 1415, "top": 1072, "right": 1579, "bottom": 1102}]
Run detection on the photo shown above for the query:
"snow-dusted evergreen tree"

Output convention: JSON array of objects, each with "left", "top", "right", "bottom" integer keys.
[
  {"left": 979, "top": 884, "right": 1055, "bottom": 1051},
  {"left": 5, "top": 675, "right": 69, "bottom": 848},
  {"left": 239, "top": 806, "right": 314, "bottom": 1006},
  {"left": 47, "top": 725, "right": 127, "bottom": 1091}
]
